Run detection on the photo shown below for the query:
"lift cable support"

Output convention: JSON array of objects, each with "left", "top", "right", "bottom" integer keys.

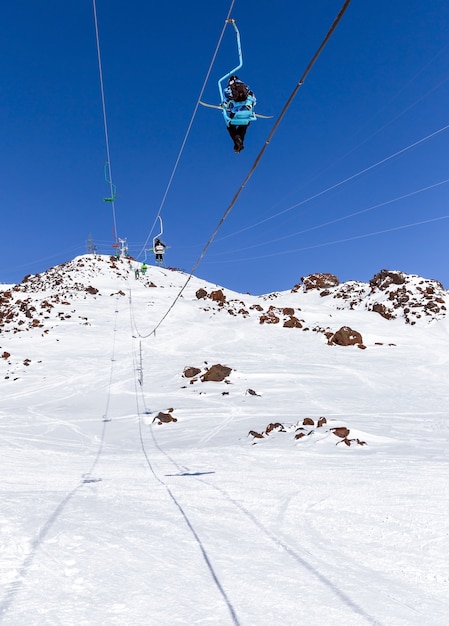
[
  {"left": 218, "top": 19, "right": 243, "bottom": 103},
  {"left": 103, "top": 162, "right": 117, "bottom": 203},
  {"left": 92, "top": 0, "right": 120, "bottom": 245},
  {"left": 152, "top": 216, "right": 163, "bottom": 253},
  {"left": 133, "top": 0, "right": 353, "bottom": 340},
  {"left": 199, "top": 20, "right": 272, "bottom": 119},
  {"left": 136, "top": 0, "right": 237, "bottom": 260}
]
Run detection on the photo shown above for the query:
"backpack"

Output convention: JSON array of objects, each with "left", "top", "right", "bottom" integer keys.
[{"left": 230, "top": 81, "right": 249, "bottom": 102}]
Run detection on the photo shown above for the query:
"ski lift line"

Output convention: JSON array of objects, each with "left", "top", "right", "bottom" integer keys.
[
  {"left": 316, "top": 74, "right": 449, "bottom": 192},
  {"left": 103, "top": 163, "right": 117, "bottom": 202},
  {"left": 198, "top": 0, "right": 355, "bottom": 252},
  {"left": 218, "top": 19, "right": 242, "bottom": 102},
  {"left": 292, "top": 50, "right": 449, "bottom": 203},
  {"left": 216, "top": 120, "right": 449, "bottom": 243},
  {"left": 137, "top": 0, "right": 237, "bottom": 259},
  {"left": 204, "top": 213, "right": 449, "bottom": 265},
  {"left": 208, "top": 177, "right": 449, "bottom": 257},
  {"left": 92, "top": 0, "right": 118, "bottom": 239},
  {"left": 133, "top": 0, "right": 353, "bottom": 340},
  {"left": 8, "top": 244, "right": 85, "bottom": 272},
  {"left": 186, "top": 70, "right": 449, "bottom": 251},
  {"left": 188, "top": 63, "right": 449, "bottom": 253},
  {"left": 153, "top": 216, "right": 163, "bottom": 250}
]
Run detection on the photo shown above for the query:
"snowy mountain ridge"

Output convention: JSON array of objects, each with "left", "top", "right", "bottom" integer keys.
[{"left": 1, "top": 255, "right": 447, "bottom": 339}]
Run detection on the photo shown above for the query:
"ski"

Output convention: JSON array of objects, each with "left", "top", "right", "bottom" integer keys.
[{"left": 199, "top": 101, "right": 273, "bottom": 119}]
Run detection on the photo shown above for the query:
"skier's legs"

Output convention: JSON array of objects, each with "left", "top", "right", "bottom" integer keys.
[{"left": 227, "top": 123, "right": 249, "bottom": 152}]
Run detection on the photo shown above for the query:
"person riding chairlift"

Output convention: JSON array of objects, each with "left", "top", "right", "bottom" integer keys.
[
  {"left": 222, "top": 75, "right": 256, "bottom": 153},
  {"left": 153, "top": 239, "right": 166, "bottom": 262}
]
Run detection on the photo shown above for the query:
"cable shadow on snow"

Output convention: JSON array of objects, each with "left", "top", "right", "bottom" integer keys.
[
  {"left": 146, "top": 415, "right": 383, "bottom": 624},
  {"left": 0, "top": 483, "right": 83, "bottom": 620},
  {"left": 139, "top": 420, "right": 240, "bottom": 626},
  {"left": 194, "top": 477, "right": 384, "bottom": 626},
  {"left": 165, "top": 471, "right": 216, "bottom": 477}
]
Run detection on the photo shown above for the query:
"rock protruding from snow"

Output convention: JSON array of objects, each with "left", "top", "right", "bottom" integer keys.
[
  {"left": 152, "top": 411, "right": 177, "bottom": 425},
  {"left": 328, "top": 326, "right": 365, "bottom": 348},
  {"left": 292, "top": 273, "right": 340, "bottom": 293},
  {"left": 248, "top": 417, "right": 367, "bottom": 448},
  {"left": 201, "top": 364, "right": 232, "bottom": 382},
  {"left": 183, "top": 366, "right": 202, "bottom": 378},
  {"left": 293, "top": 269, "right": 447, "bottom": 324}
]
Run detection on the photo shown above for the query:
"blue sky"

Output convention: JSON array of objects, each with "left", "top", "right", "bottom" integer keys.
[{"left": 1, "top": 0, "right": 449, "bottom": 294}]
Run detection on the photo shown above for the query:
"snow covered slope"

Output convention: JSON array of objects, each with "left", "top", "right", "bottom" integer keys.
[{"left": 1, "top": 255, "right": 448, "bottom": 625}]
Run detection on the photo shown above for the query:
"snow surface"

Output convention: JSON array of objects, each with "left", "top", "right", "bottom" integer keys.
[{"left": 1, "top": 255, "right": 449, "bottom": 626}]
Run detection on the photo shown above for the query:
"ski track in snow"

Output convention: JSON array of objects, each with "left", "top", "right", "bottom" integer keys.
[{"left": 1, "top": 256, "right": 449, "bottom": 625}]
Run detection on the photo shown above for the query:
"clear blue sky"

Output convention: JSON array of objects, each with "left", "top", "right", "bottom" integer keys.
[{"left": 1, "top": 0, "right": 448, "bottom": 294}]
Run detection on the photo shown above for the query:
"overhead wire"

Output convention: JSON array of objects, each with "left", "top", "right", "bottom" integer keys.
[
  {"left": 215, "top": 121, "right": 449, "bottom": 243},
  {"left": 160, "top": 67, "right": 449, "bottom": 255},
  {"left": 132, "top": 0, "right": 353, "bottom": 339},
  {"left": 92, "top": 0, "right": 119, "bottom": 241},
  {"left": 205, "top": 177, "right": 449, "bottom": 258},
  {"left": 202, "top": 40, "right": 449, "bottom": 252},
  {"left": 137, "top": 0, "right": 237, "bottom": 259},
  {"left": 211, "top": 213, "right": 449, "bottom": 263},
  {"left": 82, "top": 2, "right": 130, "bottom": 482}
]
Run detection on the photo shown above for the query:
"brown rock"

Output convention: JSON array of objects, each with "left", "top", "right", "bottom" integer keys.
[
  {"left": 265, "top": 422, "right": 285, "bottom": 434},
  {"left": 283, "top": 316, "right": 303, "bottom": 328},
  {"left": 201, "top": 364, "right": 232, "bottom": 382},
  {"left": 328, "top": 326, "right": 363, "bottom": 346},
  {"left": 259, "top": 311, "right": 280, "bottom": 324},
  {"left": 183, "top": 366, "right": 201, "bottom": 378},
  {"left": 209, "top": 289, "right": 226, "bottom": 304},
  {"left": 372, "top": 302, "right": 395, "bottom": 320},
  {"left": 370, "top": 269, "right": 405, "bottom": 290},
  {"left": 196, "top": 288, "right": 208, "bottom": 299},
  {"left": 152, "top": 411, "right": 177, "bottom": 425},
  {"left": 331, "top": 427, "right": 350, "bottom": 438},
  {"left": 300, "top": 273, "right": 339, "bottom": 292}
]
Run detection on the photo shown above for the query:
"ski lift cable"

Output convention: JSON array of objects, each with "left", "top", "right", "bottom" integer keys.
[
  {"left": 132, "top": 0, "right": 353, "bottom": 340},
  {"left": 137, "top": 0, "right": 237, "bottom": 259},
  {"left": 153, "top": 216, "right": 163, "bottom": 250},
  {"left": 150, "top": 71, "right": 449, "bottom": 255},
  {"left": 203, "top": 213, "right": 449, "bottom": 265},
  {"left": 92, "top": 0, "right": 119, "bottom": 241},
  {"left": 215, "top": 121, "right": 449, "bottom": 243},
  {"left": 210, "top": 45, "right": 449, "bottom": 248},
  {"left": 205, "top": 177, "right": 449, "bottom": 259}
]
